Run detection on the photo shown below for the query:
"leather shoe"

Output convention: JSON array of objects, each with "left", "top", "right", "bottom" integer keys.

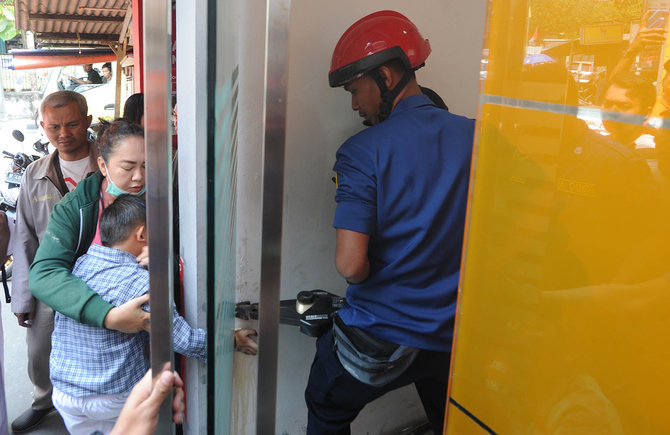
[{"left": 10, "top": 407, "right": 54, "bottom": 433}]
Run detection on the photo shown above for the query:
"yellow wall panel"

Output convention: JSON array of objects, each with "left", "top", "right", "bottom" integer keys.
[
  {"left": 445, "top": 402, "right": 493, "bottom": 434},
  {"left": 448, "top": 1, "right": 670, "bottom": 433}
]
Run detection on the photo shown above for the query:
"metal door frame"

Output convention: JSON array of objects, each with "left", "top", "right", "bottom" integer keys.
[{"left": 143, "top": 0, "right": 174, "bottom": 432}]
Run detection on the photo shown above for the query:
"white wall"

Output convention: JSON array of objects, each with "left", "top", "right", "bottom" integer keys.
[{"left": 228, "top": 1, "right": 488, "bottom": 434}]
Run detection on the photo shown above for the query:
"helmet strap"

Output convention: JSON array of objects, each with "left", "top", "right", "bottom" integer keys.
[{"left": 369, "top": 68, "right": 413, "bottom": 124}]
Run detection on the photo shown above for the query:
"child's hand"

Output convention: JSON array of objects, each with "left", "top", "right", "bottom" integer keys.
[{"left": 234, "top": 328, "right": 258, "bottom": 355}]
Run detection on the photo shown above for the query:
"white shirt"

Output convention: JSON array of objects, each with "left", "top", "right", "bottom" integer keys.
[{"left": 59, "top": 155, "right": 91, "bottom": 192}]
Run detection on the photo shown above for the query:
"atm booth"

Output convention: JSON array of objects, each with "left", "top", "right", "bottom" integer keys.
[
  {"left": 205, "top": 1, "right": 670, "bottom": 433},
  {"left": 174, "top": 1, "right": 486, "bottom": 433},
  {"left": 12, "top": 0, "right": 670, "bottom": 433},
  {"left": 188, "top": 0, "right": 670, "bottom": 432}
]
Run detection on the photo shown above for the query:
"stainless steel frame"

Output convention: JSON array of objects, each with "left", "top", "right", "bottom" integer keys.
[
  {"left": 143, "top": 0, "right": 174, "bottom": 433},
  {"left": 257, "top": 0, "right": 291, "bottom": 433}
]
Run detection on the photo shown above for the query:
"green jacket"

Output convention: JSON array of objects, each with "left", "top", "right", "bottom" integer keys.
[{"left": 29, "top": 171, "right": 114, "bottom": 327}]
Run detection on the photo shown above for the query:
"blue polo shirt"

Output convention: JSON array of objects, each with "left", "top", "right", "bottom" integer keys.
[{"left": 333, "top": 94, "right": 474, "bottom": 352}]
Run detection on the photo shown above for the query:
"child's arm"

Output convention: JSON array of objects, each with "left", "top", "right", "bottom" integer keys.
[
  {"left": 137, "top": 287, "right": 205, "bottom": 360},
  {"left": 172, "top": 309, "right": 207, "bottom": 361}
]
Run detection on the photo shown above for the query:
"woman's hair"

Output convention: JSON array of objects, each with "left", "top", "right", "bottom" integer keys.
[
  {"left": 123, "top": 93, "right": 144, "bottom": 126},
  {"left": 96, "top": 118, "right": 144, "bottom": 163}
]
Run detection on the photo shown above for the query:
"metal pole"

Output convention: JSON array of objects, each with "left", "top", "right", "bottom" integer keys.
[
  {"left": 143, "top": 0, "right": 174, "bottom": 433},
  {"left": 256, "top": 0, "right": 291, "bottom": 433},
  {"left": 112, "top": 42, "right": 124, "bottom": 119}
]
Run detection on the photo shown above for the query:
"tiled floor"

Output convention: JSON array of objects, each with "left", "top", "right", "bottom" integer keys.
[{"left": 2, "top": 281, "right": 68, "bottom": 434}]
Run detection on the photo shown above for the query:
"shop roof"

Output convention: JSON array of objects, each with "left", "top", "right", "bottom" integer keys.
[{"left": 13, "top": 0, "right": 132, "bottom": 48}]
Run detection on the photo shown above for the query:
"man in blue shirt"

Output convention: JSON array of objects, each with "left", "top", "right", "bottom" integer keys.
[{"left": 305, "top": 11, "right": 474, "bottom": 435}]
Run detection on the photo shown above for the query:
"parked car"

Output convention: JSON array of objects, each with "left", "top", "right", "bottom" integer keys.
[
  {"left": 570, "top": 60, "right": 595, "bottom": 84},
  {"left": 38, "top": 63, "right": 128, "bottom": 125}
]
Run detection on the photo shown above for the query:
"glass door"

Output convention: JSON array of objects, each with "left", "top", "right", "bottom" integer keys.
[{"left": 209, "top": 0, "right": 242, "bottom": 432}]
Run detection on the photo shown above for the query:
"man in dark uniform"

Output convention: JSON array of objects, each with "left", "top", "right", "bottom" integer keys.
[
  {"left": 304, "top": 11, "right": 474, "bottom": 435},
  {"left": 66, "top": 64, "right": 103, "bottom": 85}
]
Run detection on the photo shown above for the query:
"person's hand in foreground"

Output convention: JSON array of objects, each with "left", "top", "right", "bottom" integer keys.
[
  {"left": 111, "top": 363, "right": 184, "bottom": 435},
  {"left": 234, "top": 328, "right": 258, "bottom": 355}
]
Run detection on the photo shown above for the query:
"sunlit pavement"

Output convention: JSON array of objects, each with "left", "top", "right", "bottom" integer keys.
[
  {"left": 0, "top": 113, "right": 67, "bottom": 433},
  {"left": 2, "top": 280, "right": 67, "bottom": 434}
]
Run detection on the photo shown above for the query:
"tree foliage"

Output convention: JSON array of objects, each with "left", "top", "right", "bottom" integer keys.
[
  {"left": 0, "top": 0, "right": 19, "bottom": 42},
  {"left": 530, "top": 0, "right": 643, "bottom": 39}
]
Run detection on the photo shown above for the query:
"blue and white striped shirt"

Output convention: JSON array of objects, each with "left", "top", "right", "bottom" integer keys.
[{"left": 50, "top": 243, "right": 206, "bottom": 397}]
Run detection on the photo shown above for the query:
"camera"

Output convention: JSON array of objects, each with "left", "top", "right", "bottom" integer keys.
[{"left": 648, "top": 9, "right": 668, "bottom": 29}]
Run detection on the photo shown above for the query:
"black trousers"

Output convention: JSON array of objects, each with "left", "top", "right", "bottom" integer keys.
[{"left": 304, "top": 329, "right": 451, "bottom": 435}]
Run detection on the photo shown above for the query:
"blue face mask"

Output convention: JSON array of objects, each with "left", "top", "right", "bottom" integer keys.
[{"left": 104, "top": 163, "right": 146, "bottom": 197}]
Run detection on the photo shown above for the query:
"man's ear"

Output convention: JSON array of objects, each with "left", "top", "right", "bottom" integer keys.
[
  {"left": 86, "top": 114, "right": 93, "bottom": 128},
  {"left": 135, "top": 225, "right": 147, "bottom": 242},
  {"left": 377, "top": 65, "right": 394, "bottom": 89}
]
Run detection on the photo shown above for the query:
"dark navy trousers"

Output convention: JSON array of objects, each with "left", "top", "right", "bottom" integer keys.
[{"left": 305, "top": 329, "right": 451, "bottom": 435}]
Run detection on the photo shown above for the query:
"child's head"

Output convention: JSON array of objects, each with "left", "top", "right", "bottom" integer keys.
[{"left": 100, "top": 194, "right": 146, "bottom": 252}]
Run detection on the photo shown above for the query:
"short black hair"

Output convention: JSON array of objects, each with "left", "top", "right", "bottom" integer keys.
[
  {"left": 608, "top": 73, "right": 656, "bottom": 114},
  {"left": 100, "top": 195, "right": 146, "bottom": 247},
  {"left": 102, "top": 62, "right": 112, "bottom": 70},
  {"left": 41, "top": 90, "right": 88, "bottom": 117},
  {"left": 123, "top": 93, "right": 144, "bottom": 126}
]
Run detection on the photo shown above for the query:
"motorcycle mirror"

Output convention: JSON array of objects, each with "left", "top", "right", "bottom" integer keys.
[
  {"left": 33, "top": 140, "right": 48, "bottom": 154},
  {"left": 11, "top": 130, "right": 24, "bottom": 143}
]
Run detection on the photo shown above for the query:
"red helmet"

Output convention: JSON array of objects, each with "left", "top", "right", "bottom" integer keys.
[{"left": 329, "top": 11, "right": 431, "bottom": 87}]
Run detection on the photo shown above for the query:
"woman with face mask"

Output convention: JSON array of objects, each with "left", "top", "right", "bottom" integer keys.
[
  {"left": 29, "top": 119, "right": 150, "bottom": 334},
  {"left": 29, "top": 119, "right": 258, "bottom": 356},
  {"left": 94, "top": 121, "right": 146, "bottom": 242},
  {"left": 30, "top": 118, "right": 259, "bottom": 358}
]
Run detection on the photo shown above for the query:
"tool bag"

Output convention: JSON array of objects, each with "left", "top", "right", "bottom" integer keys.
[{"left": 332, "top": 314, "right": 419, "bottom": 387}]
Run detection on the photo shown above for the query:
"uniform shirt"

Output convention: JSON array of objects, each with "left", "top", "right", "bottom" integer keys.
[
  {"left": 333, "top": 94, "right": 474, "bottom": 352},
  {"left": 50, "top": 243, "right": 206, "bottom": 397},
  {"left": 87, "top": 69, "right": 103, "bottom": 84}
]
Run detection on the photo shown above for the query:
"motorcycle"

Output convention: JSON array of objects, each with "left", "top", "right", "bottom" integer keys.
[{"left": 0, "top": 129, "right": 49, "bottom": 281}]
